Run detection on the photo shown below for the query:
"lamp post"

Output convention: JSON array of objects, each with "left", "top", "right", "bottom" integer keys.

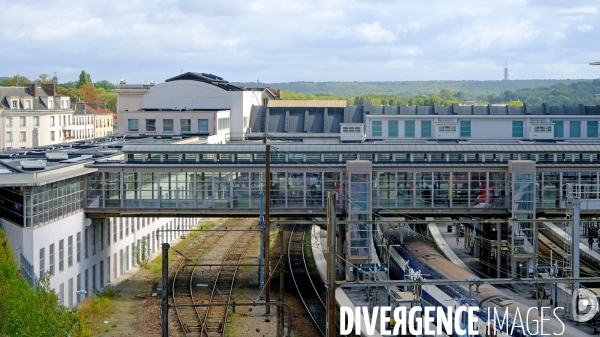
[{"left": 76, "top": 290, "right": 87, "bottom": 310}]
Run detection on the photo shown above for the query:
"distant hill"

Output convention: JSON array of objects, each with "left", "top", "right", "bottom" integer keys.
[{"left": 232, "top": 79, "right": 588, "bottom": 99}]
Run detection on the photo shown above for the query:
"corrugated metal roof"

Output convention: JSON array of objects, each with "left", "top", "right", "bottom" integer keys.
[
  {"left": 121, "top": 143, "right": 600, "bottom": 154},
  {"left": 267, "top": 100, "right": 347, "bottom": 108}
]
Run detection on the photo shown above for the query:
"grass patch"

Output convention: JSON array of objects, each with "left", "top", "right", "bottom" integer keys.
[
  {"left": 80, "top": 287, "right": 119, "bottom": 331},
  {"left": 146, "top": 220, "right": 216, "bottom": 275},
  {"left": 303, "top": 226, "right": 317, "bottom": 272},
  {"left": 224, "top": 312, "right": 243, "bottom": 337}
]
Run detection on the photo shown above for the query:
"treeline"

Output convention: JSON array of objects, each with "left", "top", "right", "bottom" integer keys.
[
  {"left": 0, "top": 229, "right": 90, "bottom": 336},
  {"left": 234, "top": 79, "right": 582, "bottom": 99},
  {"left": 480, "top": 79, "right": 600, "bottom": 106},
  {"left": 1, "top": 71, "right": 118, "bottom": 112}
]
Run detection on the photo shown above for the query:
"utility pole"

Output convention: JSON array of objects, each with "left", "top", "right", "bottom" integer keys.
[
  {"left": 259, "top": 193, "right": 265, "bottom": 298},
  {"left": 326, "top": 192, "right": 337, "bottom": 337},
  {"left": 278, "top": 226, "right": 285, "bottom": 336},
  {"left": 161, "top": 243, "right": 169, "bottom": 337},
  {"left": 265, "top": 139, "right": 271, "bottom": 316}
]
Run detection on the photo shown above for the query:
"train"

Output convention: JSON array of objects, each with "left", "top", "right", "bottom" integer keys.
[{"left": 375, "top": 222, "right": 583, "bottom": 337}]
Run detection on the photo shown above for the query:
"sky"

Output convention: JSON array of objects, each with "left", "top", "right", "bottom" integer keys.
[{"left": 1, "top": 0, "right": 599, "bottom": 84}]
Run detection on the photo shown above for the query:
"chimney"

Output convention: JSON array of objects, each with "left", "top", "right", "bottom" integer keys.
[
  {"left": 277, "top": 88, "right": 281, "bottom": 98},
  {"left": 41, "top": 84, "right": 56, "bottom": 96},
  {"left": 29, "top": 83, "right": 37, "bottom": 97}
]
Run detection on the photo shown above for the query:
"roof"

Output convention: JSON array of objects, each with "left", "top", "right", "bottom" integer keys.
[
  {"left": 267, "top": 100, "right": 347, "bottom": 108},
  {"left": 164, "top": 72, "right": 242, "bottom": 91},
  {"left": 0, "top": 86, "right": 68, "bottom": 110},
  {"left": 85, "top": 105, "right": 113, "bottom": 115},
  {"left": 120, "top": 143, "right": 600, "bottom": 154}
]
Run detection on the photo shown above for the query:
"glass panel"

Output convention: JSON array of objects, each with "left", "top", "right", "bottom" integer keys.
[
  {"left": 180, "top": 119, "right": 191, "bottom": 134},
  {"left": 388, "top": 120, "right": 398, "bottom": 138},
  {"left": 306, "top": 172, "right": 321, "bottom": 208},
  {"left": 287, "top": 172, "right": 304, "bottom": 208},
  {"left": 397, "top": 172, "right": 413, "bottom": 207},
  {"left": 570, "top": 121, "right": 581, "bottom": 138},
  {"left": 404, "top": 120, "right": 415, "bottom": 138},
  {"left": 415, "top": 172, "right": 432, "bottom": 207},
  {"left": 460, "top": 121, "right": 471, "bottom": 137},
  {"left": 512, "top": 121, "right": 523, "bottom": 137},
  {"left": 198, "top": 119, "right": 209, "bottom": 132},
  {"left": 433, "top": 172, "right": 450, "bottom": 208},
  {"left": 163, "top": 119, "right": 173, "bottom": 132},
  {"left": 421, "top": 121, "right": 431, "bottom": 138},
  {"left": 372, "top": 120, "right": 382, "bottom": 137},
  {"left": 377, "top": 172, "right": 395, "bottom": 208},
  {"left": 554, "top": 121, "right": 563, "bottom": 138}
]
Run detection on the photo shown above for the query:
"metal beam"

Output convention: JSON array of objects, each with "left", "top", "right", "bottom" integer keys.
[
  {"left": 339, "top": 276, "right": 600, "bottom": 288},
  {"left": 326, "top": 192, "right": 336, "bottom": 337}
]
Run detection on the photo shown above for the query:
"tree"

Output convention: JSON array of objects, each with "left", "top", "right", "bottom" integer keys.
[
  {"left": 77, "top": 71, "right": 92, "bottom": 88},
  {"left": 454, "top": 90, "right": 468, "bottom": 102},
  {"left": 57, "top": 86, "right": 84, "bottom": 103},
  {"left": 78, "top": 84, "right": 99, "bottom": 102},
  {"left": 35, "top": 74, "right": 56, "bottom": 85},
  {"left": 440, "top": 88, "right": 453, "bottom": 100},
  {"left": 97, "top": 88, "right": 117, "bottom": 112},
  {"left": 2, "top": 74, "right": 30, "bottom": 86},
  {"left": 507, "top": 100, "right": 523, "bottom": 107},
  {"left": 94, "top": 80, "right": 117, "bottom": 91},
  {"left": 135, "top": 236, "right": 150, "bottom": 268}
]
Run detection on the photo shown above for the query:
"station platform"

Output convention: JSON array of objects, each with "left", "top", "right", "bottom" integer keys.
[
  {"left": 430, "top": 221, "right": 599, "bottom": 336},
  {"left": 312, "top": 225, "right": 444, "bottom": 337}
]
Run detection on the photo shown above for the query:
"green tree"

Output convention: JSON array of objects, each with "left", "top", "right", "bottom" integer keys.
[
  {"left": 77, "top": 71, "right": 93, "bottom": 88},
  {"left": 34, "top": 74, "right": 56, "bottom": 85},
  {"left": 97, "top": 88, "right": 118, "bottom": 112},
  {"left": 94, "top": 80, "right": 117, "bottom": 91},
  {"left": 440, "top": 88, "right": 453, "bottom": 100},
  {"left": 507, "top": 100, "right": 523, "bottom": 106},
  {"left": 2, "top": 74, "right": 30, "bottom": 86},
  {"left": 454, "top": 90, "right": 468, "bottom": 101},
  {"left": 135, "top": 236, "right": 150, "bottom": 268},
  {"left": 57, "top": 86, "right": 84, "bottom": 102}
]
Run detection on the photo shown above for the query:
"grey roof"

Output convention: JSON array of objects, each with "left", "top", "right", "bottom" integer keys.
[
  {"left": 0, "top": 86, "right": 68, "bottom": 110},
  {"left": 121, "top": 143, "right": 600, "bottom": 154},
  {"left": 164, "top": 72, "right": 241, "bottom": 91},
  {"left": 248, "top": 103, "right": 600, "bottom": 135}
]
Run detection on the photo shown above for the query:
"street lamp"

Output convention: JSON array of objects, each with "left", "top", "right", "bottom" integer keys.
[{"left": 76, "top": 290, "right": 87, "bottom": 310}]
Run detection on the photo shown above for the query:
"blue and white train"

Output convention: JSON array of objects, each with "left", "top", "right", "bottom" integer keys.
[{"left": 376, "top": 223, "right": 580, "bottom": 337}]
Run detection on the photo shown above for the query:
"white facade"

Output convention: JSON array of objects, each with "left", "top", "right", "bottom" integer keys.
[
  {"left": 364, "top": 115, "right": 600, "bottom": 141},
  {"left": 2, "top": 212, "right": 198, "bottom": 307},
  {"left": 115, "top": 73, "right": 260, "bottom": 141}
]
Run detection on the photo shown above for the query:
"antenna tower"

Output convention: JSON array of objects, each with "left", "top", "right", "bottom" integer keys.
[{"left": 503, "top": 61, "right": 509, "bottom": 81}]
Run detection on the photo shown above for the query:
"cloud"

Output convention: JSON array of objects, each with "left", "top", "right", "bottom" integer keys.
[
  {"left": 577, "top": 24, "right": 594, "bottom": 32},
  {"left": 355, "top": 22, "right": 396, "bottom": 44}
]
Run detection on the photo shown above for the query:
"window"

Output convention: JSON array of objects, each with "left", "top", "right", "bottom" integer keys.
[
  {"left": 146, "top": 119, "right": 156, "bottom": 132},
  {"left": 6, "top": 117, "right": 12, "bottom": 127},
  {"left": 59, "top": 239, "right": 64, "bottom": 272},
  {"left": 438, "top": 125, "right": 457, "bottom": 132},
  {"left": 48, "top": 98, "right": 53, "bottom": 109},
  {"left": 59, "top": 283, "right": 64, "bottom": 306},
  {"left": 24, "top": 100, "right": 32, "bottom": 109},
  {"left": 62, "top": 99, "right": 69, "bottom": 109},
  {"left": 570, "top": 121, "right": 581, "bottom": 138},
  {"left": 33, "top": 116, "right": 39, "bottom": 126},
  {"left": 92, "top": 265, "right": 96, "bottom": 290},
  {"left": 554, "top": 121, "right": 563, "bottom": 137},
  {"left": 19, "top": 132, "right": 26, "bottom": 142},
  {"left": 421, "top": 121, "right": 431, "bottom": 138},
  {"left": 76, "top": 232, "right": 81, "bottom": 263},
  {"left": 49, "top": 244, "right": 55, "bottom": 276},
  {"left": 128, "top": 119, "right": 139, "bottom": 132},
  {"left": 84, "top": 228, "right": 88, "bottom": 259},
  {"left": 51, "top": 131, "right": 55, "bottom": 141},
  {"left": 217, "top": 117, "right": 230, "bottom": 131},
  {"left": 387, "top": 120, "right": 398, "bottom": 137},
  {"left": 19, "top": 116, "right": 26, "bottom": 126},
  {"left": 404, "top": 120, "right": 415, "bottom": 137},
  {"left": 512, "top": 121, "right": 524, "bottom": 137},
  {"left": 163, "top": 119, "right": 173, "bottom": 132},
  {"left": 459, "top": 120, "right": 471, "bottom": 137},
  {"left": 198, "top": 119, "right": 209, "bottom": 132},
  {"left": 50, "top": 116, "right": 55, "bottom": 126},
  {"left": 372, "top": 120, "right": 382, "bottom": 137},
  {"left": 39, "top": 248, "right": 45, "bottom": 277},
  {"left": 68, "top": 236, "right": 73, "bottom": 267},
  {"left": 587, "top": 121, "right": 598, "bottom": 138},
  {"left": 6, "top": 132, "right": 12, "bottom": 142},
  {"left": 68, "top": 278, "right": 73, "bottom": 307},
  {"left": 11, "top": 100, "right": 18, "bottom": 108},
  {"left": 342, "top": 126, "right": 362, "bottom": 133},
  {"left": 180, "top": 119, "right": 191, "bottom": 133}
]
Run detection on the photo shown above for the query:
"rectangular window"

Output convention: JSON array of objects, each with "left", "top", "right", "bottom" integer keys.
[
  {"left": 68, "top": 278, "right": 73, "bottom": 307},
  {"left": 163, "top": 119, "right": 173, "bottom": 132},
  {"left": 570, "top": 121, "right": 581, "bottom": 138},
  {"left": 119, "top": 219, "right": 123, "bottom": 239},
  {"left": 59, "top": 283, "right": 64, "bottom": 306},
  {"left": 33, "top": 116, "right": 39, "bottom": 126},
  {"left": 99, "top": 222, "right": 103, "bottom": 251},
  {"left": 404, "top": 120, "right": 415, "bottom": 138},
  {"left": 59, "top": 239, "right": 64, "bottom": 272},
  {"left": 512, "top": 121, "right": 524, "bottom": 137},
  {"left": 554, "top": 121, "right": 563, "bottom": 137},
  {"left": 84, "top": 269, "right": 89, "bottom": 296},
  {"left": 92, "top": 265, "right": 96, "bottom": 291},
  {"left": 6, "top": 132, "right": 12, "bottom": 142},
  {"left": 50, "top": 116, "right": 55, "bottom": 126},
  {"left": 128, "top": 119, "right": 139, "bottom": 132},
  {"left": 198, "top": 119, "right": 209, "bottom": 132},
  {"left": 11, "top": 100, "right": 18, "bottom": 108},
  {"left": 68, "top": 236, "right": 73, "bottom": 267},
  {"left": 76, "top": 232, "right": 81, "bottom": 263},
  {"left": 84, "top": 228, "right": 88, "bottom": 259},
  {"left": 25, "top": 100, "right": 31, "bottom": 109},
  {"left": 39, "top": 248, "right": 45, "bottom": 277},
  {"left": 19, "top": 131, "right": 26, "bottom": 142},
  {"left": 180, "top": 119, "right": 191, "bottom": 133},
  {"left": 387, "top": 120, "right": 398, "bottom": 137},
  {"left": 48, "top": 99, "right": 53, "bottom": 109},
  {"left": 99, "top": 261, "right": 104, "bottom": 288},
  {"left": 460, "top": 120, "right": 471, "bottom": 137},
  {"left": 120, "top": 249, "right": 124, "bottom": 275},
  {"left": 50, "top": 131, "right": 55, "bottom": 141},
  {"left": 421, "top": 121, "right": 432, "bottom": 138},
  {"left": 49, "top": 244, "right": 55, "bottom": 276},
  {"left": 113, "top": 220, "right": 117, "bottom": 243},
  {"left": 372, "top": 120, "right": 382, "bottom": 137},
  {"left": 145, "top": 119, "right": 156, "bottom": 132},
  {"left": 19, "top": 116, "right": 26, "bottom": 126},
  {"left": 587, "top": 121, "right": 598, "bottom": 138}
]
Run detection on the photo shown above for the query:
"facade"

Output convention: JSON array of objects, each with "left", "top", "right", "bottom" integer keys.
[
  {"left": 72, "top": 102, "right": 114, "bottom": 139},
  {"left": 115, "top": 72, "right": 269, "bottom": 143},
  {"left": 0, "top": 137, "right": 200, "bottom": 307},
  {"left": 0, "top": 84, "right": 71, "bottom": 149},
  {"left": 249, "top": 100, "right": 600, "bottom": 143}
]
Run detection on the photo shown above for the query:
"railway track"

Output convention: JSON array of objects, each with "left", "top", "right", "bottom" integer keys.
[
  {"left": 538, "top": 232, "right": 600, "bottom": 276},
  {"left": 288, "top": 223, "right": 330, "bottom": 336},
  {"left": 171, "top": 219, "right": 258, "bottom": 337}
]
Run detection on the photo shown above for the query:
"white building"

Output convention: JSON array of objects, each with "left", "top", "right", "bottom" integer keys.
[
  {"left": 0, "top": 137, "right": 200, "bottom": 307},
  {"left": 115, "top": 72, "right": 267, "bottom": 143}
]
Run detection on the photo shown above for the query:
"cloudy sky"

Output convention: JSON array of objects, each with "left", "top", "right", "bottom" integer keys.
[{"left": 1, "top": 0, "right": 599, "bottom": 84}]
